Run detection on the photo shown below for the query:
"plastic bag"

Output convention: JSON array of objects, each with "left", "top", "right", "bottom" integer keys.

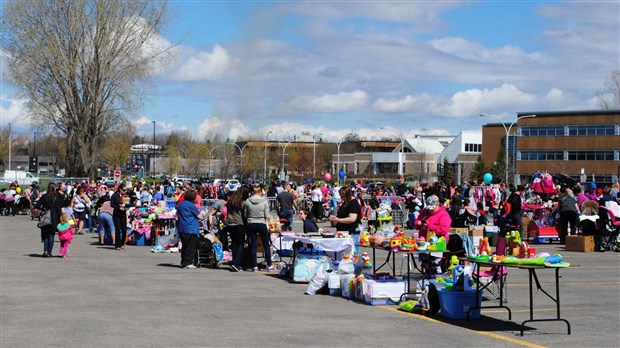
[
  {"left": 305, "top": 263, "right": 328, "bottom": 295},
  {"left": 338, "top": 258, "right": 355, "bottom": 274}
]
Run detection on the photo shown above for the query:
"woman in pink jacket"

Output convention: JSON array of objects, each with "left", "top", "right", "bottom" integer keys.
[{"left": 415, "top": 195, "right": 452, "bottom": 243}]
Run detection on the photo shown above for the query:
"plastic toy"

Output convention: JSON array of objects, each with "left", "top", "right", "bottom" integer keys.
[
  {"left": 478, "top": 237, "right": 491, "bottom": 255},
  {"left": 448, "top": 255, "right": 459, "bottom": 272},
  {"left": 361, "top": 252, "right": 373, "bottom": 268},
  {"left": 359, "top": 231, "right": 370, "bottom": 247},
  {"left": 399, "top": 299, "right": 424, "bottom": 314},
  {"left": 518, "top": 241, "right": 529, "bottom": 258},
  {"left": 389, "top": 238, "right": 402, "bottom": 251},
  {"left": 417, "top": 237, "right": 427, "bottom": 251}
]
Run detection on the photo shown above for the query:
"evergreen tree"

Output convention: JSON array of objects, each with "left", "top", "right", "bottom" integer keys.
[
  {"left": 470, "top": 156, "right": 487, "bottom": 183},
  {"left": 439, "top": 156, "right": 455, "bottom": 186},
  {"left": 489, "top": 146, "right": 507, "bottom": 184}
]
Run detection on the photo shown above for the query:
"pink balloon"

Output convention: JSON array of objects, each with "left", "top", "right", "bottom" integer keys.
[{"left": 324, "top": 173, "right": 332, "bottom": 181}]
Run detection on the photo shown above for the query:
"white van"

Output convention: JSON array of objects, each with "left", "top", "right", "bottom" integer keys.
[{"left": 3, "top": 170, "right": 40, "bottom": 186}]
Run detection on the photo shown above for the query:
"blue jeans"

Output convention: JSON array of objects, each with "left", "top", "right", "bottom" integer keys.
[
  {"left": 247, "top": 223, "right": 271, "bottom": 268},
  {"left": 43, "top": 233, "right": 55, "bottom": 254},
  {"left": 97, "top": 212, "right": 115, "bottom": 236},
  {"left": 279, "top": 210, "right": 294, "bottom": 231}
]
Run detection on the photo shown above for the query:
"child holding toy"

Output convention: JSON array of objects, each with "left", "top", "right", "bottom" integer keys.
[{"left": 57, "top": 212, "right": 74, "bottom": 258}]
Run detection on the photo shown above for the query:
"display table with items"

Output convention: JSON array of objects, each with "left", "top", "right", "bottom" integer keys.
[
  {"left": 464, "top": 253, "right": 571, "bottom": 336},
  {"left": 151, "top": 213, "right": 179, "bottom": 252}
]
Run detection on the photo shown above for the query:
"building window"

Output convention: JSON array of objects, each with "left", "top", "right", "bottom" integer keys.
[
  {"left": 521, "top": 151, "right": 564, "bottom": 161},
  {"left": 567, "top": 151, "right": 614, "bottom": 161},
  {"left": 464, "top": 143, "right": 481, "bottom": 152},
  {"left": 567, "top": 125, "right": 616, "bottom": 136},
  {"left": 521, "top": 126, "right": 564, "bottom": 136}
]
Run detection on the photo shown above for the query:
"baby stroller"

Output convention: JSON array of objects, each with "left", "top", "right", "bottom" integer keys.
[{"left": 597, "top": 207, "right": 620, "bottom": 252}]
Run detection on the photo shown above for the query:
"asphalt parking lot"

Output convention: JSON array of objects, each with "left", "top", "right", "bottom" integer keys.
[{"left": 1, "top": 215, "right": 619, "bottom": 348}]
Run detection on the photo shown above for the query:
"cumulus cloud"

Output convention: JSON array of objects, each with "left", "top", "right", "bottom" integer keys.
[
  {"left": 0, "top": 95, "right": 28, "bottom": 125},
  {"left": 373, "top": 93, "right": 434, "bottom": 113},
  {"left": 285, "top": 90, "right": 368, "bottom": 113},
  {"left": 168, "top": 44, "right": 237, "bottom": 81},
  {"left": 197, "top": 117, "right": 253, "bottom": 141}
]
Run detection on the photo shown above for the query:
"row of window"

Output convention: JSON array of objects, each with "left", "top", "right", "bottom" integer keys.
[
  {"left": 520, "top": 150, "right": 616, "bottom": 161},
  {"left": 521, "top": 125, "right": 617, "bottom": 136},
  {"left": 464, "top": 143, "right": 482, "bottom": 152}
]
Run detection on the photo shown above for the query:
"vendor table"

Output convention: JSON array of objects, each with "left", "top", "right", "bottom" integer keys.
[{"left": 463, "top": 259, "right": 571, "bottom": 336}]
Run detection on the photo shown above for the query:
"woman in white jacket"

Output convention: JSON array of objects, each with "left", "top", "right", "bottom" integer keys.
[{"left": 244, "top": 184, "right": 275, "bottom": 272}]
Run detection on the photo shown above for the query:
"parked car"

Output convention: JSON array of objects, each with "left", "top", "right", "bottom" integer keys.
[{"left": 226, "top": 179, "right": 241, "bottom": 191}]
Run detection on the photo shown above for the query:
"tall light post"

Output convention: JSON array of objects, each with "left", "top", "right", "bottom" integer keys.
[
  {"left": 152, "top": 121, "right": 156, "bottom": 177},
  {"left": 480, "top": 113, "right": 536, "bottom": 184},
  {"left": 279, "top": 138, "right": 292, "bottom": 182},
  {"left": 209, "top": 145, "right": 222, "bottom": 179},
  {"left": 380, "top": 126, "right": 404, "bottom": 176},
  {"left": 264, "top": 131, "right": 273, "bottom": 182},
  {"left": 312, "top": 133, "right": 322, "bottom": 179},
  {"left": 335, "top": 134, "right": 350, "bottom": 186},
  {"left": 228, "top": 142, "right": 249, "bottom": 182},
  {"left": 8, "top": 123, "right": 11, "bottom": 171}
]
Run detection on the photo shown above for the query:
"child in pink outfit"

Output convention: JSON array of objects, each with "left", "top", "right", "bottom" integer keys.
[{"left": 57, "top": 213, "right": 74, "bottom": 258}]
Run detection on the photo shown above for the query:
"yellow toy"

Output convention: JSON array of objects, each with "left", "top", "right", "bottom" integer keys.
[
  {"left": 389, "top": 238, "right": 402, "bottom": 251},
  {"left": 359, "top": 231, "right": 370, "bottom": 247},
  {"left": 448, "top": 255, "right": 459, "bottom": 272},
  {"left": 478, "top": 237, "right": 491, "bottom": 255}
]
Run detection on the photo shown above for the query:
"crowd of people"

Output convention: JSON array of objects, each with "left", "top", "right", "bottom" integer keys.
[{"left": 4, "top": 173, "right": 619, "bottom": 263}]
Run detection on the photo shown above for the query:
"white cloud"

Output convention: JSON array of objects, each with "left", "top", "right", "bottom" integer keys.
[
  {"left": 428, "top": 37, "right": 545, "bottom": 64},
  {"left": 373, "top": 94, "right": 434, "bottom": 113},
  {"left": 285, "top": 90, "right": 368, "bottom": 113},
  {"left": 0, "top": 95, "right": 28, "bottom": 125},
  {"left": 168, "top": 44, "right": 237, "bottom": 81},
  {"left": 196, "top": 117, "right": 253, "bottom": 141}
]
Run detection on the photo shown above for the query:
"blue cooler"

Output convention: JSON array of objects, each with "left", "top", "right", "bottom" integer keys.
[{"left": 438, "top": 288, "right": 483, "bottom": 319}]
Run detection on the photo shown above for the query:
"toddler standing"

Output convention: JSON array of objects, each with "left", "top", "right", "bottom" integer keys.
[{"left": 57, "top": 213, "right": 74, "bottom": 258}]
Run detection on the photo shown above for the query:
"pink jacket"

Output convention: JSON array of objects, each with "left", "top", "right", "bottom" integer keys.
[
  {"left": 415, "top": 205, "right": 452, "bottom": 242},
  {"left": 58, "top": 224, "right": 74, "bottom": 242}
]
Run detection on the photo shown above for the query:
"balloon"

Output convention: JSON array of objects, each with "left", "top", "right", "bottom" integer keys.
[
  {"left": 483, "top": 173, "right": 493, "bottom": 184},
  {"left": 339, "top": 170, "right": 345, "bottom": 180},
  {"left": 16, "top": 187, "right": 21, "bottom": 194},
  {"left": 324, "top": 173, "right": 332, "bottom": 181},
  {"left": 306, "top": 178, "right": 312, "bottom": 184}
]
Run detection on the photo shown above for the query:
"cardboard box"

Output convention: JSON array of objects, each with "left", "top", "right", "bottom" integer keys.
[
  {"left": 565, "top": 235, "right": 595, "bottom": 252},
  {"left": 469, "top": 226, "right": 484, "bottom": 237},
  {"left": 450, "top": 228, "right": 469, "bottom": 234}
]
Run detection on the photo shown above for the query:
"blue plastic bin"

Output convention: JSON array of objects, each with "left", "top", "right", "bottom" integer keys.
[
  {"left": 165, "top": 200, "right": 176, "bottom": 210},
  {"left": 133, "top": 231, "right": 147, "bottom": 246},
  {"left": 438, "top": 288, "right": 483, "bottom": 319}
]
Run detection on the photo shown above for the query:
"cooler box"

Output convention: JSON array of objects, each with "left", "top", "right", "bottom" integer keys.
[
  {"left": 362, "top": 279, "right": 407, "bottom": 305},
  {"left": 438, "top": 289, "right": 483, "bottom": 319}
]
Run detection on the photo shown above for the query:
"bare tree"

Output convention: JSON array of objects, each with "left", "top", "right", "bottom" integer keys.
[
  {"left": 597, "top": 70, "right": 620, "bottom": 110},
  {"left": 1, "top": 0, "right": 175, "bottom": 177}
]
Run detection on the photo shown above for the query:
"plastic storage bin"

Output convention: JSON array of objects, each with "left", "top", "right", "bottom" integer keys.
[
  {"left": 328, "top": 271, "right": 341, "bottom": 296},
  {"left": 133, "top": 231, "right": 147, "bottom": 246},
  {"left": 438, "top": 289, "right": 482, "bottom": 319},
  {"left": 362, "top": 279, "right": 407, "bottom": 305}
]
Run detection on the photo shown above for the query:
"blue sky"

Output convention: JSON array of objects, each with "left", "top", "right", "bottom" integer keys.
[{"left": 1, "top": 0, "right": 619, "bottom": 143}]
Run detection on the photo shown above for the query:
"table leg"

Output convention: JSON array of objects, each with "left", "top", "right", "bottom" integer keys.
[{"left": 520, "top": 269, "right": 571, "bottom": 336}]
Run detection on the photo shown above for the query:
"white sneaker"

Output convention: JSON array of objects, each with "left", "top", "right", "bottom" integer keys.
[
  {"left": 183, "top": 264, "right": 197, "bottom": 269},
  {"left": 266, "top": 265, "right": 277, "bottom": 272},
  {"left": 252, "top": 267, "right": 259, "bottom": 272}
]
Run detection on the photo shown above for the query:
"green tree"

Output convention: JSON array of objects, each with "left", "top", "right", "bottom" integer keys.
[
  {"left": 489, "top": 146, "right": 506, "bottom": 184},
  {"left": 2, "top": 0, "right": 175, "bottom": 177},
  {"left": 438, "top": 156, "right": 455, "bottom": 187},
  {"left": 469, "top": 155, "right": 487, "bottom": 184}
]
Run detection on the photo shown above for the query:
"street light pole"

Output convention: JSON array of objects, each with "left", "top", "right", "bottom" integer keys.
[
  {"left": 335, "top": 135, "right": 349, "bottom": 186},
  {"left": 480, "top": 113, "right": 536, "bottom": 184},
  {"left": 152, "top": 121, "right": 156, "bottom": 177},
  {"left": 229, "top": 142, "right": 249, "bottom": 182},
  {"left": 209, "top": 145, "right": 222, "bottom": 179},
  {"left": 280, "top": 139, "right": 292, "bottom": 181},
  {"left": 264, "top": 131, "right": 273, "bottom": 181},
  {"left": 8, "top": 123, "right": 11, "bottom": 171},
  {"left": 380, "top": 126, "right": 404, "bottom": 176}
]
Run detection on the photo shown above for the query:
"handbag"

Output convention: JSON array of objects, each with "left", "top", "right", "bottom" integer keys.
[
  {"left": 37, "top": 209, "right": 53, "bottom": 229},
  {"left": 37, "top": 196, "right": 56, "bottom": 229}
]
